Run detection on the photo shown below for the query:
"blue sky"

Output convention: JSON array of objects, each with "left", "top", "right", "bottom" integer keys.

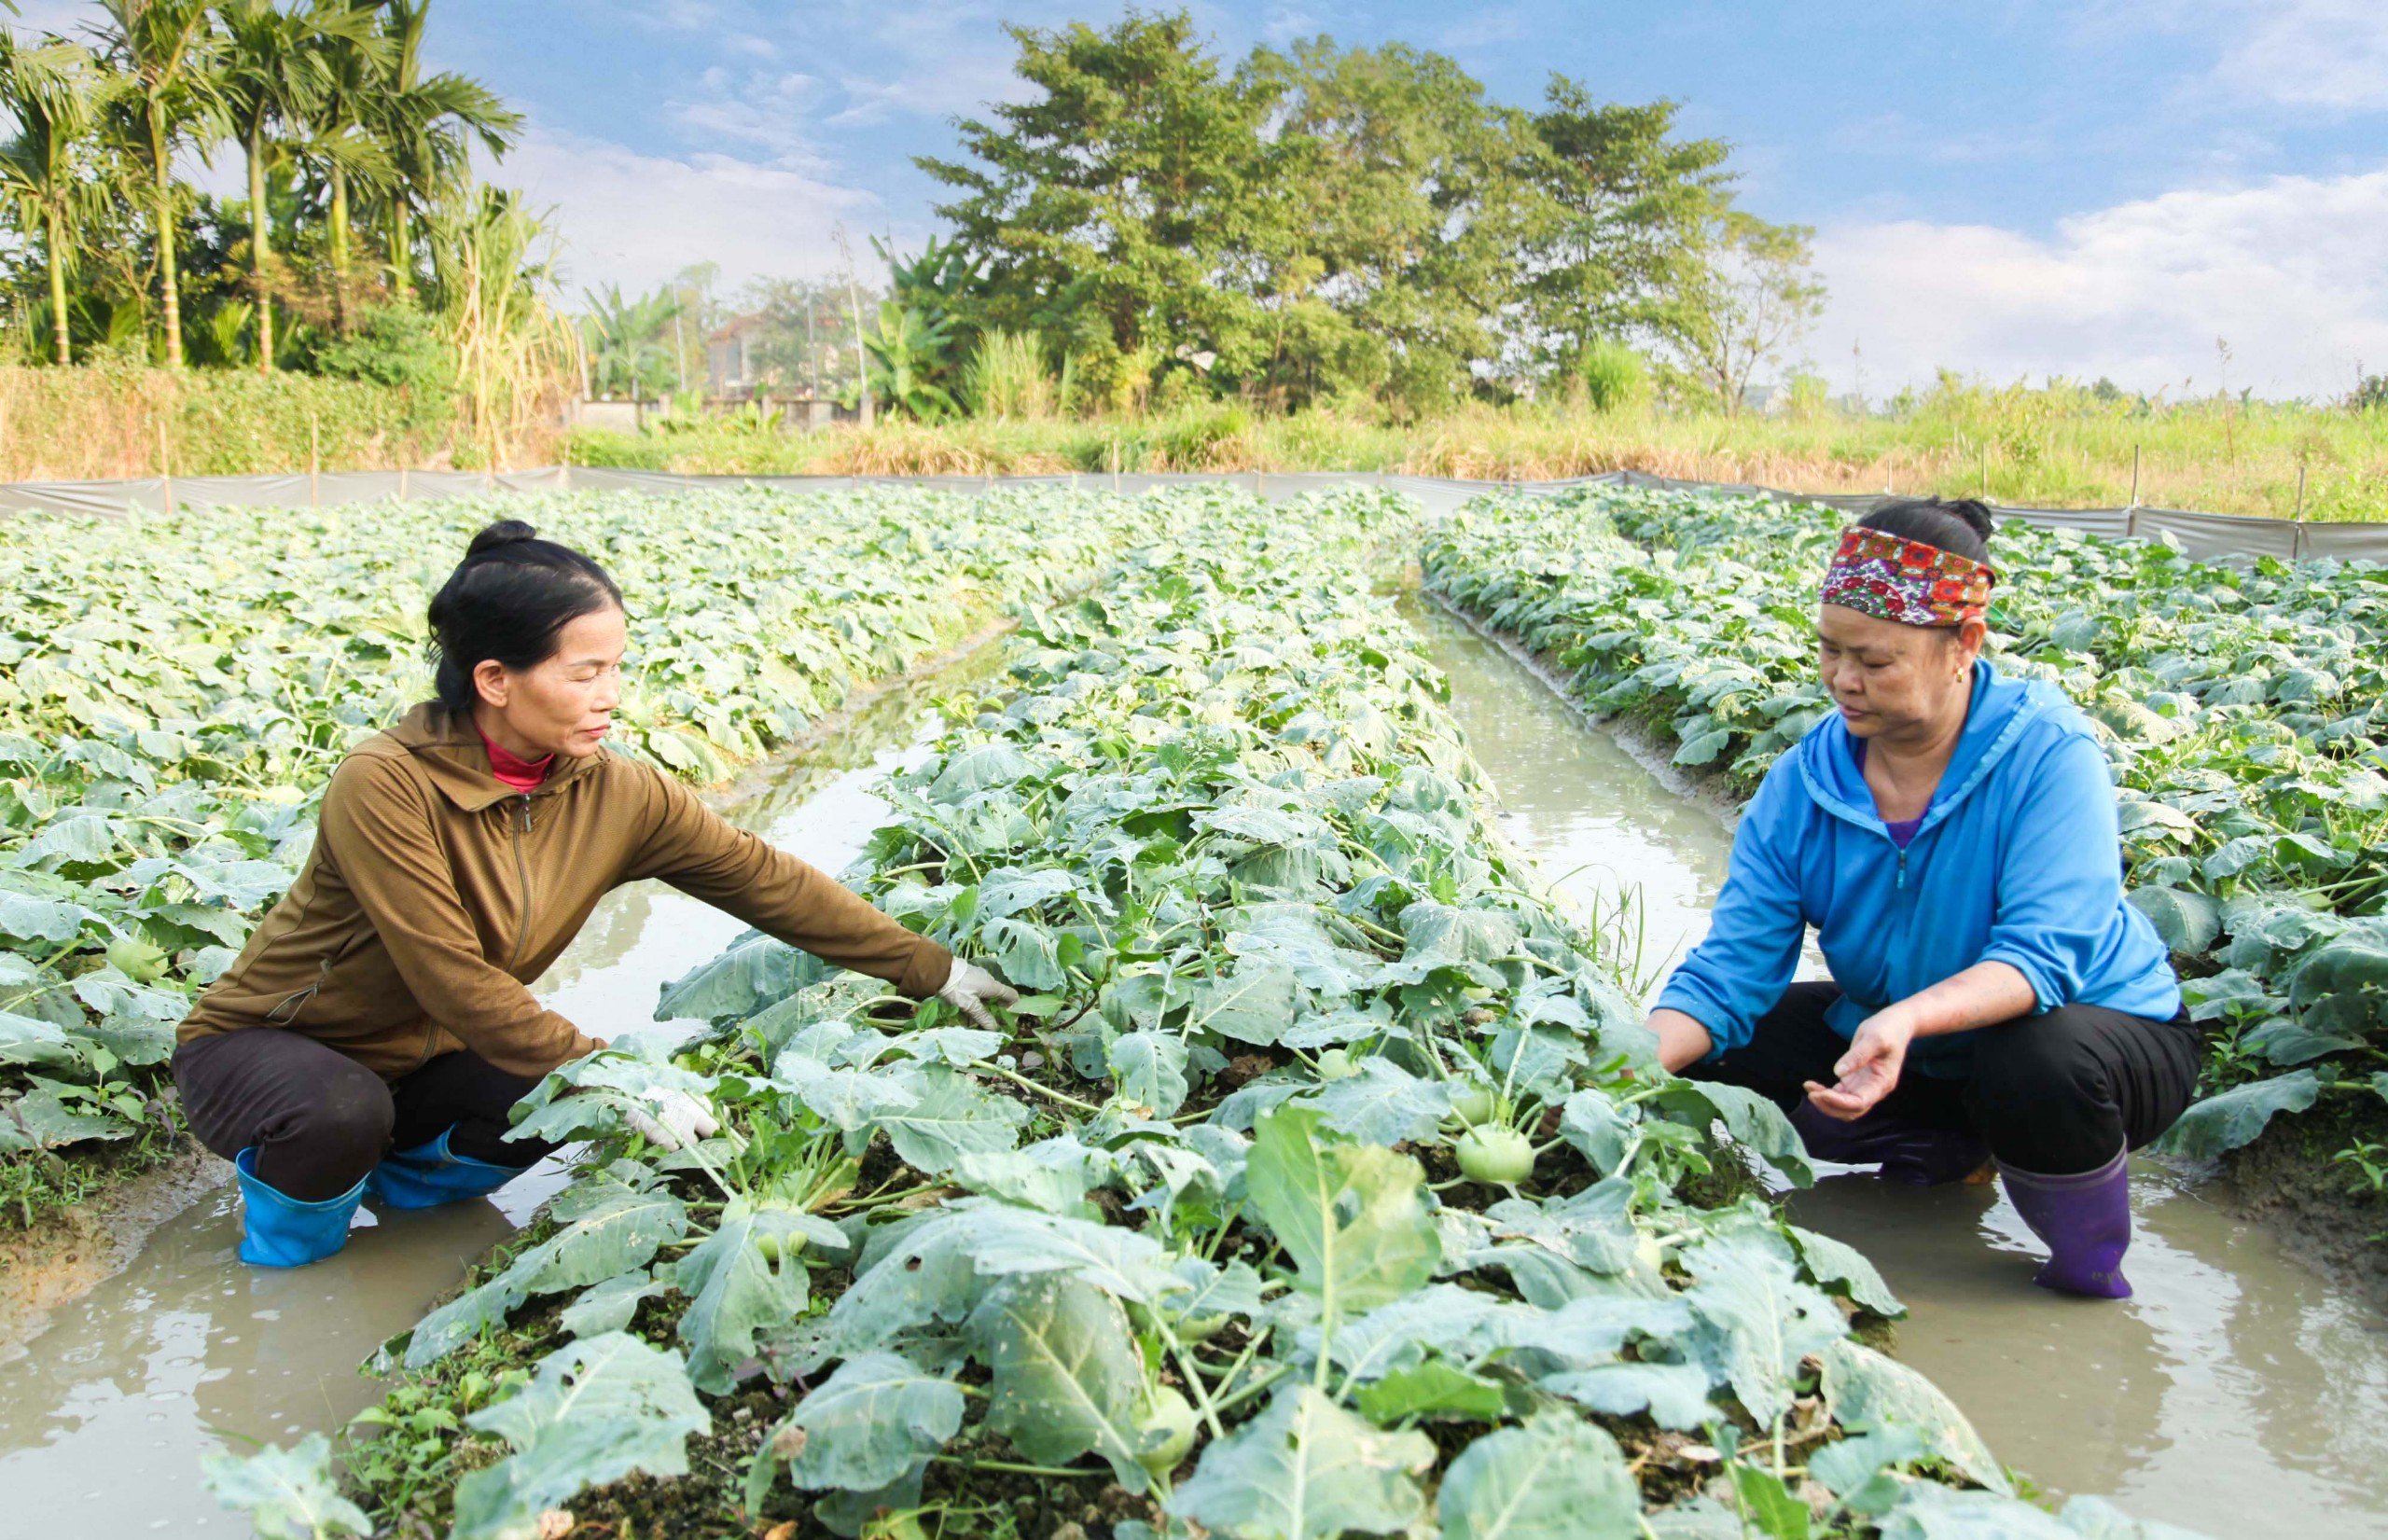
[{"left": 20, "top": 0, "right": 2388, "bottom": 396}]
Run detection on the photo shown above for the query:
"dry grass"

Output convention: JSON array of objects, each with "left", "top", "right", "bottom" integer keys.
[
  {"left": 572, "top": 393, "right": 2388, "bottom": 522},
  {"left": 0, "top": 361, "right": 554, "bottom": 479}
]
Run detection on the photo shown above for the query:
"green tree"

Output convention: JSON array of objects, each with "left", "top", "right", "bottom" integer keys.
[
  {"left": 364, "top": 0, "right": 518, "bottom": 303},
  {"left": 1654, "top": 210, "right": 1825, "bottom": 414},
  {"left": 215, "top": 0, "right": 384, "bottom": 370},
  {"left": 580, "top": 281, "right": 682, "bottom": 399},
  {"left": 918, "top": 9, "right": 1268, "bottom": 411},
  {"left": 99, "top": 0, "right": 228, "bottom": 368},
  {"left": 1518, "top": 77, "right": 1731, "bottom": 376},
  {"left": 0, "top": 31, "right": 113, "bottom": 365},
  {"left": 1236, "top": 38, "right": 1527, "bottom": 410}
]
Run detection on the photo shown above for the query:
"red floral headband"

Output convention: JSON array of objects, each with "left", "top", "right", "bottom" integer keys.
[{"left": 1820, "top": 527, "right": 1994, "bottom": 629}]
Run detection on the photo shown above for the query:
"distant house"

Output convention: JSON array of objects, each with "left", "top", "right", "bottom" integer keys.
[{"left": 706, "top": 314, "right": 765, "bottom": 397}]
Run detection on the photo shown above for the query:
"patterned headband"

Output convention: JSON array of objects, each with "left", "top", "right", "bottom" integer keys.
[{"left": 1820, "top": 527, "right": 1995, "bottom": 629}]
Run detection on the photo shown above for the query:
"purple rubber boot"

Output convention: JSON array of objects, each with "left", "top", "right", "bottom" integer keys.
[
  {"left": 1789, "top": 1101, "right": 1992, "bottom": 1186},
  {"left": 1997, "top": 1146, "right": 2133, "bottom": 1299}
]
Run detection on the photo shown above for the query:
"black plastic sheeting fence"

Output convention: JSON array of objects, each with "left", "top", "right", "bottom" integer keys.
[{"left": 3, "top": 464, "right": 2383, "bottom": 565}]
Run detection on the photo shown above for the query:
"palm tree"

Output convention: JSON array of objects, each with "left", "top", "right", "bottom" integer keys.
[
  {"left": 97, "top": 0, "right": 227, "bottom": 368},
  {"left": 0, "top": 33, "right": 112, "bottom": 365},
  {"left": 302, "top": 7, "right": 397, "bottom": 326},
  {"left": 368, "top": 1, "right": 517, "bottom": 303}
]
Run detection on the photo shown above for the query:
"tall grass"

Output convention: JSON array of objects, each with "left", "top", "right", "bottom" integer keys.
[
  {"left": 0, "top": 357, "right": 521, "bottom": 479},
  {"left": 962, "top": 330, "right": 1059, "bottom": 420},
  {"left": 567, "top": 387, "right": 2388, "bottom": 521}
]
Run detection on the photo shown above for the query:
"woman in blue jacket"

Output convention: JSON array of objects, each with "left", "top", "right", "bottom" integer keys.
[{"left": 1647, "top": 497, "right": 2194, "bottom": 1299}]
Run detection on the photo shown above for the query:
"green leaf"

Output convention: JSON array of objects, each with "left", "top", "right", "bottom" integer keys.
[
  {"left": 1787, "top": 1225, "right": 1905, "bottom": 1317},
  {"left": 929, "top": 742, "right": 1036, "bottom": 801},
  {"left": 2150, "top": 1069, "right": 2321, "bottom": 1160},
  {"left": 559, "top": 1271, "right": 666, "bottom": 1339},
  {"left": 1397, "top": 901, "right": 1520, "bottom": 965},
  {"left": 200, "top": 1434, "right": 369, "bottom": 1540},
  {"left": 1819, "top": 1339, "right": 2008, "bottom": 1494},
  {"left": 1246, "top": 1106, "right": 1439, "bottom": 1327},
  {"left": 1304, "top": 1057, "right": 1456, "bottom": 1145},
  {"left": 1681, "top": 1233, "right": 1845, "bottom": 1425},
  {"left": 0, "top": 1009, "right": 85, "bottom": 1072},
  {"left": 1874, "top": 1485, "right": 2075, "bottom": 1539},
  {"left": 1351, "top": 1358, "right": 1514, "bottom": 1425},
  {"left": 451, "top": 1333, "right": 708, "bottom": 1540},
  {"left": 1186, "top": 962, "right": 1302, "bottom": 1045},
  {"left": 668, "top": 1211, "right": 815, "bottom": 1394},
  {"left": 1536, "top": 1363, "right": 1716, "bottom": 1431},
  {"left": 971, "top": 1275, "right": 1149, "bottom": 1489},
  {"left": 1109, "top": 1031, "right": 1191, "bottom": 1116},
  {"left": 1434, "top": 1411, "right": 1638, "bottom": 1539},
  {"left": 406, "top": 1189, "right": 689, "bottom": 1369},
  {"left": 871, "top": 1064, "right": 1030, "bottom": 1174},
  {"left": 1673, "top": 728, "right": 1734, "bottom": 767},
  {"left": 2055, "top": 1494, "right": 2210, "bottom": 1539},
  {"left": 1728, "top": 1463, "right": 1812, "bottom": 1540},
  {"left": 1169, "top": 1384, "right": 1435, "bottom": 1540},
  {"left": 2128, "top": 886, "right": 2222, "bottom": 954},
  {"left": 754, "top": 1351, "right": 965, "bottom": 1496},
  {"left": 1669, "top": 1079, "right": 1814, "bottom": 1186},
  {"left": 953, "top": 1198, "right": 1189, "bottom": 1304}
]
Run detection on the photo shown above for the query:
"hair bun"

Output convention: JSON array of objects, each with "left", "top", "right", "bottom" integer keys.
[
  {"left": 465, "top": 519, "right": 539, "bottom": 558},
  {"left": 1943, "top": 499, "right": 1996, "bottom": 542}
]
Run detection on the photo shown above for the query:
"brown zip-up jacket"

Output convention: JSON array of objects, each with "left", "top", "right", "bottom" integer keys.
[{"left": 178, "top": 703, "right": 953, "bottom": 1080}]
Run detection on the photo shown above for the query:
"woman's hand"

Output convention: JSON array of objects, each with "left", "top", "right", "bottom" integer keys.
[
  {"left": 937, "top": 958, "right": 1020, "bottom": 1031},
  {"left": 1804, "top": 1007, "right": 1914, "bottom": 1120}
]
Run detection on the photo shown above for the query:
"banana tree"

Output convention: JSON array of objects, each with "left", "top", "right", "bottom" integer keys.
[
  {"left": 580, "top": 283, "right": 684, "bottom": 400},
  {"left": 863, "top": 300, "right": 960, "bottom": 422}
]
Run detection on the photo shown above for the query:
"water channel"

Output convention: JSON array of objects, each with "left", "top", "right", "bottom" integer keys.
[{"left": 2, "top": 601, "right": 2382, "bottom": 1538}]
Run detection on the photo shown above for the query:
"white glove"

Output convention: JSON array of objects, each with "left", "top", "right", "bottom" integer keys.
[
  {"left": 621, "top": 1088, "right": 719, "bottom": 1152},
  {"left": 937, "top": 958, "right": 1020, "bottom": 1031}
]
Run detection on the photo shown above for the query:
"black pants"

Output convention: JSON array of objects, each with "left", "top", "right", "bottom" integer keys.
[
  {"left": 173, "top": 1030, "right": 560, "bottom": 1201},
  {"left": 1704, "top": 983, "right": 2202, "bottom": 1174}
]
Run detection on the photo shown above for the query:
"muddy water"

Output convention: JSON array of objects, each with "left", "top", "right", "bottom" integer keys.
[
  {"left": 1414, "top": 597, "right": 2388, "bottom": 1539},
  {"left": 0, "top": 657, "right": 993, "bottom": 1537}
]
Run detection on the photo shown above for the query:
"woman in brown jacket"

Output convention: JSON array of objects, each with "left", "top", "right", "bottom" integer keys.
[{"left": 172, "top": 520, "right": 1016, "bottom": 1267}]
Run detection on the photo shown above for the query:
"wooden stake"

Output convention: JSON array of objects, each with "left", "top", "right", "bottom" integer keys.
[
  {"left": 397, "top": 465, "right": 410, "bottom": 501},
  {"left": 309, "top": 413, "right": 321, "bottom": 507},
  {"left": 2296, "top": 460, "right": 2307, "bottom": 520},
  {"left": 2130, "top": 445, "right": 2141, "bottom": 507}
]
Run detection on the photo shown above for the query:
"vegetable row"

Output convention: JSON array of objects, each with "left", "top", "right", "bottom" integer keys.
[
  {"left": 259, "top": 485, "right": 2187, "bottom": 1540},
  {"left": 1421, "top": 485, "right": 2388, "bottom": 1167},
  {"left": 0, "top": 487, "right": 1145, "bottom": 1209}
]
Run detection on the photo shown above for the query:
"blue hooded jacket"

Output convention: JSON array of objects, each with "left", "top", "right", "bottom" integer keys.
[{"left": 1658, "top": 659, "right": 2181, "bottom": 1076}]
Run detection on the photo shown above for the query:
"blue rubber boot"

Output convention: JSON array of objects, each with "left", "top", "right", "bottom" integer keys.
[
  {"left": 363, "top": 1126, "right": 533, "bottom": 1210},
  {"left": 233, "top": 1146, "right": 366, "bottom": 1268}
]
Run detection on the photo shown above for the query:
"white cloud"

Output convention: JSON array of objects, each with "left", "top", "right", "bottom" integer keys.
[
  {"left": 2207, "top": 0, "right": 2388, "bottom": 112},
  {"left": 1808, "top": 168, "right": 2388, "bottom": 402},
  {"left": 497, "top": 127, "right": 884, "bottom": 299}
]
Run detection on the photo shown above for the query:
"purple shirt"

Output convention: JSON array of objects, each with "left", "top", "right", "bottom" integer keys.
[{"left": 1853, "top": 742, "right": 1924, "bottom": 849}]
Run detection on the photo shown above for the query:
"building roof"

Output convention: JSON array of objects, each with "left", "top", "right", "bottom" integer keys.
[{"left": 705, "top": 313, "right": 765, "bottom": 344}]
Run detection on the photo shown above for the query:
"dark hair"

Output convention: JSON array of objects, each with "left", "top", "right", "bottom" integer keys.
[
  {"left": 1858, "top": 496, "right": 1995, "bottom": 564},
  {"left": 426, "top": 520, "right": 624, "bottom": 715}
]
